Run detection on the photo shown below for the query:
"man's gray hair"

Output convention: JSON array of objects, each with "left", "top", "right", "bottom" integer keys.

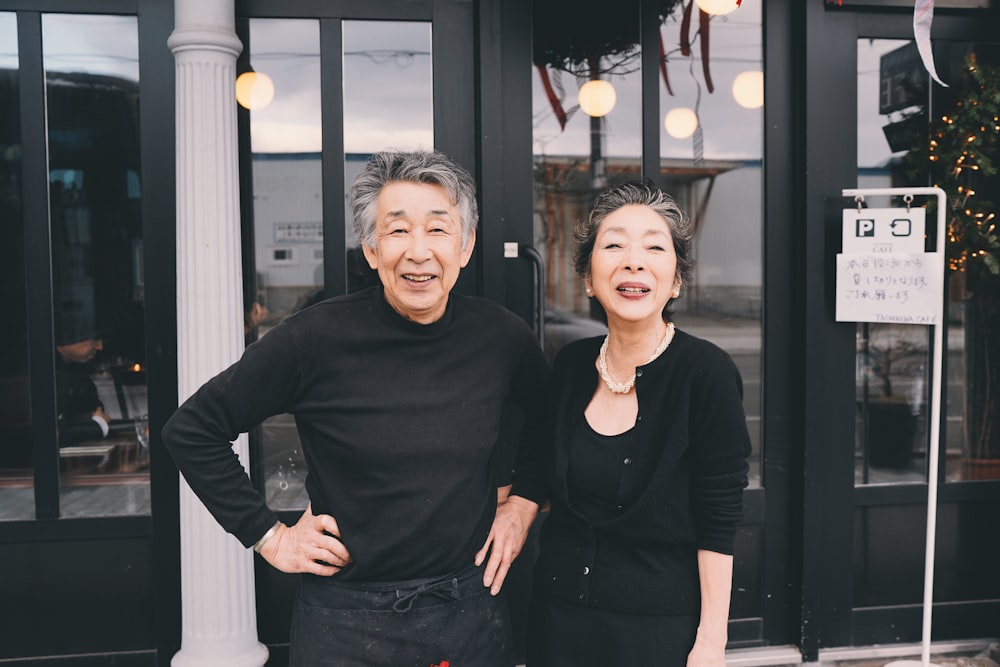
[
  {"left": 574, "top": 181, "right": 694, "bottom": 287},
  {"left": 350, "top": 150, "right": 479, "bottom": 250}
]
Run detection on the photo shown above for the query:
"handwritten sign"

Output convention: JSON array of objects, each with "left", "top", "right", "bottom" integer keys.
[{"left": 836, "top": 252, "right": 944, "bottom": 323}]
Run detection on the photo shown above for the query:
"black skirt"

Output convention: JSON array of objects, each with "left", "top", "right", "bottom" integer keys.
[{"left": 526, "top": 593, "right": 698, "bottom": 667}]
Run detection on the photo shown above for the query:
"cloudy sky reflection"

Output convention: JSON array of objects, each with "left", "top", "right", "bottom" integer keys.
[{"left": 10, "top": 8, "right": 914, "bottom": 166}]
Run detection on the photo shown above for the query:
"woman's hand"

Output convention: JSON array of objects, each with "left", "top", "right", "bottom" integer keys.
[
  {"left": 686, "top": 636, "right": 727, "bottom": 667},
  {"left": 259, "top": 503, "right": 352, "bottom": 576}
]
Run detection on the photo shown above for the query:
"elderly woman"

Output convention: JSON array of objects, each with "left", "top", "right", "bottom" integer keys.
[{"left": 527, "top": 181, "right": 750, "bottom": 666}]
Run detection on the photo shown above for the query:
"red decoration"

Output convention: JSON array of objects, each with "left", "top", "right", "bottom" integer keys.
[
  {"left": 698, "top": 7, "right": 714, "bottom": 93},
  {"left": 535, "top": 64, "right": 568, "bottom": 131}
]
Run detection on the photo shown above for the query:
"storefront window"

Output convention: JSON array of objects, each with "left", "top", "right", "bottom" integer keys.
[
  {"left": 43, "top": 14, "right": 148, "bottom": 516},
  {"left": 343, "top": 20, "right": 432, "bottom": 293},
  {"left": 855, "top": 38, "right": 1000, "bottom": 485},
  {"left": 244, "top": 18, "right": 321, "bottom": 510},
  {"left": 0, "top": 12, "right": 33, "bottom": 520},
  {"left": 248, "top": 19, "right": 432, "bottom": 510},
  {"left": 533, "top": 0, "right": 763, "bottom": 485}
]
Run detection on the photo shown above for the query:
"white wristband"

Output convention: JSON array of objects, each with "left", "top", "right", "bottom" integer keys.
[{"left": 252, "top": 521, "right": 282, "bottom": 554}]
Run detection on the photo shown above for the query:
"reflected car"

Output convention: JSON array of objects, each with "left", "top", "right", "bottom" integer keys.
[{"left": 543, "top": 306, "right": 607, "bottom": 362}]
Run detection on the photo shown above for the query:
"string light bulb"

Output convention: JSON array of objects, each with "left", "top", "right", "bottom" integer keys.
[
  {"left": 664, "top": 107, "right": 699, "bottom": 138},
  {"left": 696, "top": 0, "right": 741, "bottom": 15},
  {"left": 236, "top": 70, "right": 275, "bottom": 110},
  {"left": 578, "top": 80, "right": 617, "bottom": 117}
]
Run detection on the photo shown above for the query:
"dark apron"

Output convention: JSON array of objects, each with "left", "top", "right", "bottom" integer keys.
[{"left": 289, "top": 564, "right": 514, "bottom": 667}]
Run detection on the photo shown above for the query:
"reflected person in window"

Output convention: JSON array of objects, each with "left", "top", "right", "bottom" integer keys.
[
  {"left": 54, "top": 312, "right": 110, "bottom": 447},
  {"left": 527, "top": 182, "right": 751, "bottom": 667},
  {"left": 163, "top": 150, "right": 549, "bottom": 667}
]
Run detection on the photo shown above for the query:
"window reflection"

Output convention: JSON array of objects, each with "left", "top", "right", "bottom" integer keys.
[
  {"left": 248, "top": 19, "right": 434, "bottom": 510},
  {"left": 853, "top": 39, "right": 1000, "bottom": 485},
  {"left": 244, "top": 19, "right": 321, "bottom": 510},
  {"left": 343, "top": 20, "right": 432, "bottom": 294},
  {"left": 533, "top": 1, "right": 763, "bottom": 486},
  {"left": 0, "top": 12, "right": 34, "bottom": 520},
  {"left": 43, "top": 14, "right": 149, "bottom": 516}
]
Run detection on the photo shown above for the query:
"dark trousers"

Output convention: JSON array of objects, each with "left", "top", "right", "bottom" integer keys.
[
  {"left": 289, "top": 564, "right": 515, "bottom": 667},
  {"left": 526, "top": 593, "right": 698, "bottom": 667}
]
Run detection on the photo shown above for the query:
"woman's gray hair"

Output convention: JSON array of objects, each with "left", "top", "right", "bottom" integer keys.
[
  {"left": 574, "top": 180, "right": 694, "bottom": 286},
  {"left": 350, "top": 150, "right": 479, "bottom": 250}
]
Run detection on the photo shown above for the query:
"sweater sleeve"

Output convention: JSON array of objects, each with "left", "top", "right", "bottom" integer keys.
[
  {"left": 508, "top": 327, "right": 552, "bottom": 504},
  {"left": 161, "top": 322, "right": 304, "bottom": 547},
  {"left": 689, "top": 350, "right": 751, "bottom": 555}
]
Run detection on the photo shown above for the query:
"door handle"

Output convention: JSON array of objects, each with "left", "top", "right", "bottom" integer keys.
[{"left": 504, "top": 242, "right": 545, "bottom": 350}]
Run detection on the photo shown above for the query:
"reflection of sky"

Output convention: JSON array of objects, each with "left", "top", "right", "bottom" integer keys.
[
  {"left": 42, "top": 14, "right": 138, "bottom": 81},
  {"left": 0, "top": 13, "right": 16, "bottom": 68},
  {"left": 247, "top": 19, "right": 322, "bottom": 153},
  {"left": 343, "top": 21, "right": 432, "bottom": 153},
  {"left": 533, "top": 0, "right": 763, "bottom": 161},
  {"left": 14, "top": 10, "right": 924, "bottom": 167},
  {"left": 246, "top": 19, "right": 432, "bottom": 154}
]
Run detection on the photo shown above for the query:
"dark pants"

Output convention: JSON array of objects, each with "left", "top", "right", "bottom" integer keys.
[
  {"left": 289, "top": 564, "right": 515, "bottom": 667},
  {"left": 526, "top": 593, "right": 698, "bottom": 667}
]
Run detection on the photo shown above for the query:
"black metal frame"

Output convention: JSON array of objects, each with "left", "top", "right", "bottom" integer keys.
[
  {"left": 5, "top": 0, "right": 999, "bottom": 664},
  {"left": 797, "top": 4, "right": 1000, "bottom": 659},
  {"left": 2, "top": 1, "right": 178, "bottom": 664}
]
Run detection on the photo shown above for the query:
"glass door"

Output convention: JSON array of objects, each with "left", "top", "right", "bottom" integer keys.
[{"left": 528, "top": 0, "right": 771, "bottom": 648}]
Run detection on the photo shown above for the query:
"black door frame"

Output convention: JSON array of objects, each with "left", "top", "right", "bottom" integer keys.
[
  {"left": 1, "top": 1, "right": 178, "bottom": 665},
  {"left": 233, "top": 1, "right": 482, "bottom": 661},
  {"left": 799, "top": 1, "right": 1000, "bottom": 659}
]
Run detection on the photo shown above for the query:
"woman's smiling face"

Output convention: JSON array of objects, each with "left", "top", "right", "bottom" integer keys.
[{"left": 588, "top": 204, "right": 681, "bottom": 327}]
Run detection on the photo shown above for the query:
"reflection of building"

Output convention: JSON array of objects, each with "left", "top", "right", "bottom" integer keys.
[
  {"left": 2, "top": 2, "right": 999, "bottom": 666},
  {"left": 250, "top": 154, "right": 374, "bottom": 313},
  {"left": 535, "top": 155, "right": 762, "bottom": 319}
]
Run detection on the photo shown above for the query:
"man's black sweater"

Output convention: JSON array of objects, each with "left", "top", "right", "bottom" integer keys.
[{"left": 162, "top": 286, "right": 549, "bottom": 583}]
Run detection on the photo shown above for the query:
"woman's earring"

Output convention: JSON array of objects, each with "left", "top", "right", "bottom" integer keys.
[{"left": 585, "top": 285, "right": 594, "bottom": 297}]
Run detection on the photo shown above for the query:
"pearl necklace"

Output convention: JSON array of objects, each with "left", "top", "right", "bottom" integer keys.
[{"left": 598, "top": 322, "right": 676, "bottom": 394}]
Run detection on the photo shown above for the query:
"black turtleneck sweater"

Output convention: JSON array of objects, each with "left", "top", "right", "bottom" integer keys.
[{"left": 162, "top": 286, "right": 549, "bottom": 583}]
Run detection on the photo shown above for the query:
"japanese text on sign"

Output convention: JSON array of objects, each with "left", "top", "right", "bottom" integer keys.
[{"left": 836, "top": 251, "right": 943, "bottom": 324}]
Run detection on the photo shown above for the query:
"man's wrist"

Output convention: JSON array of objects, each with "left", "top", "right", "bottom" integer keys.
[{"left": 252, "top": 520, "right": 282, "bottom": 554}]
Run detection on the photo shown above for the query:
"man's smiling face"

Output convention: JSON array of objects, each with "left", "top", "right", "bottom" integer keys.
[{"left": 362, "top": 181, "right": 475, "bottom": 324}]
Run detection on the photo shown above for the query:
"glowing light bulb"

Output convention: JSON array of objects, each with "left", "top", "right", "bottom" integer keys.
[
  {"left": 578, "top": 80, "right": 617, "bottom": 118},
  {"left": 236, "top": 71, "right": 275, "bottom": 110},
  {"left": 696, "top": 0, "right": 740, "bottom": 15},
  {"left": 732, "top": 70, "right": 764, "bottom": 109},
  {"left": 664, "top": 107, "right": 699, "bottom": 139}
]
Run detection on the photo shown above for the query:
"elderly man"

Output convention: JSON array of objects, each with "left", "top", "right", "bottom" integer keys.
[{"left": 162, "top": 150, "right": 548, "bottom": 666}]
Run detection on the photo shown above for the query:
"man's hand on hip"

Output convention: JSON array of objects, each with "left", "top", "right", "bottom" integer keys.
[{"left": 260, "top": 503, "right": 352, "bottom": 576}]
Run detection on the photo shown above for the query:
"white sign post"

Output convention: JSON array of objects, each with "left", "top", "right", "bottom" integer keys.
[{"left": 839, "top": 187, "right": 947, "bottom": 667}]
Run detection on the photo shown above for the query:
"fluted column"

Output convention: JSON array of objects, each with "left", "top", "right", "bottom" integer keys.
[{"left": 168, "top": 1, "right": 267, "bottom": 665}]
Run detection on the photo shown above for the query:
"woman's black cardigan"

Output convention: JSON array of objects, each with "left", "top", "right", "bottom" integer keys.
[{"left": 534, "top": 330, "right": 751, "bottom": 616}]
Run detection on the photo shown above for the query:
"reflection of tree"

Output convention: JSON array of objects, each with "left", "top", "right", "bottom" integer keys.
[{"left": 866, "top": 328, "right": 924, "bottom": 399}]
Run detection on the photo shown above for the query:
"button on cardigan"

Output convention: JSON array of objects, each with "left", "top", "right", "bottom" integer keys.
[{"left": 534, "top": 330, "right": 751, "bottom": 616}]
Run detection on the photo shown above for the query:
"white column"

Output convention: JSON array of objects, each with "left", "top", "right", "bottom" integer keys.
[{"left": 168, "top": 1, "right": 268, "bottom": 665}]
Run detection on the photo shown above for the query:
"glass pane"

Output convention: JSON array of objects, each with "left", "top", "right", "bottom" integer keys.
[
  {"left": 244, "top": 19, "right": 321, "bottom": 510},
  {"left": 533, "top": 1, "right": 763, "bottom": 486},
  {"left": 854, "top": 39, "right": 932, "bottom": 485},
  {"left": 43, "top": 14, "right": 149, "bottom": 516},
  {"left": 933, "top": 43, "right": 1000, "bottom": 482},
  {"left": 343, "top": 20, "right": 433, "bottom": 294},
  {"left": 0, "top": 12, "right": 34, "bottom": 521},
  {"left": 855, "top": 39, "right": 1000, "bottom": 483}
]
